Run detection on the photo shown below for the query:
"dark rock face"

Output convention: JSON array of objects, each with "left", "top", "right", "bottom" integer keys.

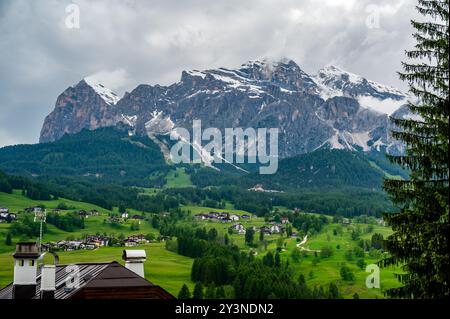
[
  {"left": 39, "top": 59, "right": 409, "bottom": 157},
  {"left": 39, "top": 80, "right": 119, "bottom": 143}
]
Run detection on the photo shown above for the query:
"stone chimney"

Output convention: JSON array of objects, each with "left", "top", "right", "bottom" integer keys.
[
  {"left": 122, "top": 250, "right": 146, "bottom": 278},
  {"left": 12, "top": 242, "right": 40, "bottom": 299},
  {"left": 40, "top": 265, "right": 56, "bottom": 299}
]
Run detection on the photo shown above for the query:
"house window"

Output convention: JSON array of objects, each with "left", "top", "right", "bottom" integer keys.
[
  {"left": 29, "top": 260, "right": 35, "bottom": 266},
  {"left": 20, "top": 260, "right": 25, "bottom": 266}
]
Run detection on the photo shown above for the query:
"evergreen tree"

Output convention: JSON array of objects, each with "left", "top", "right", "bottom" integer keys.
[
  {"left": 178, "top": 284, "right": 191, "bottom": 299},
  {"left": 224, "top": 233, "right": 229, "bottom": 245},
  {"left": 205, "top": 284, "right": 216, "bottom": 299},
  {"left": 216, "top": 286, "right": 226, "bottom": 299},
  {"left": 245, "top": 227, "right": 255, "bottom": 245},
  {"left": 193, "top": 282, "right": 204, "bottom": 299},
  {"left": 381, "top": 0, "right": 449, "bottom": 298},
  {"left": 275, "top": 251, "right": 281, "bottom": 268},
  {"left": 328, "top": 282, "right": 340, "bottom": 299},
  {"left": 5, "top": 232, "right": 12, "bottom": 246},
  {"left": 259, "top": 229, "right": 264, "bottom": 242}
]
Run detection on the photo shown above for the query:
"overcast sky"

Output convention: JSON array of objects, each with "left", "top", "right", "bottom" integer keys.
[{"left": 0, "top": 0, "right": 419, "bottom": 147}]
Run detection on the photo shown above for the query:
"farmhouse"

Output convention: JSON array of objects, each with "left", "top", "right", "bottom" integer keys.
[
  {"left": 270, "top": 225, "right": 281, "bottom": 234},
  {"left": 229, "top": 223, "right": 246, "bottom": 234},
  {"left": 229, "top": 214, "right": 240, "bottom": 221},
  {"left": 281, "top": 217, "right": 290, "bottom": 224},
  {"left": 121, "top": 212, "right": 129, "bottom": 219},
  {"left": 0, "top": 242, "right": 173, "bottom": 299},
  {"left": 342, "top": 218, "right": 351, "bottom": 225},
  {"left": 260, "top": 226, "right": 271, "bottom": 235},
  {"left": 0, "top": 211, "right": 16, "bottom": 223}
]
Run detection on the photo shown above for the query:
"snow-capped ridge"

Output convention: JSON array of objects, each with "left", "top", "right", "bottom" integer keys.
[{"left": 83, "top": 77, "right": 121, "bottom": 105}]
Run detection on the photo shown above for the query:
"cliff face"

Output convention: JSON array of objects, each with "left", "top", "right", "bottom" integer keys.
[
  {"left": 39, "top": 59, "right": 409, "bottom": 157},
  {"left": 39, "top": 80, "right": 120, "bottom": 143}
]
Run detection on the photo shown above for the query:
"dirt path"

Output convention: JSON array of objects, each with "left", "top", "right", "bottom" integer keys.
[{"left": 296, "top": 234, "right": 320, "bottom": 253}]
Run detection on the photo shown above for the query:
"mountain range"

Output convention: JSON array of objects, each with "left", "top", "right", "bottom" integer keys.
[{"left": 39, "top": 58, "right": 410, "bottom": 159}]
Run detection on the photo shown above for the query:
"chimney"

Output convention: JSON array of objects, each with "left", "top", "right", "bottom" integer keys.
[
  {"left": 122, "top": 250, "right": 146, "bottom": 278},
  {"left": 12, "top": 242, "right": 40, "bottom": 299},
  {"left": 40, "top": 265, "right": 56, "bottom": 299}
]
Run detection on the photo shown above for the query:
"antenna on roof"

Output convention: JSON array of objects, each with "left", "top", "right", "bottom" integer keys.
[{"left": 33, "top": 207, "right": 47, "bottom": 252}]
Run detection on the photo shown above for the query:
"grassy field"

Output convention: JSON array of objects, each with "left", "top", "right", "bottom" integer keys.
[
  {"left": 164, "top": 168, "right": 193, "bottom": 188},
  {"left": 179, "top": 205, "right": 401, "bottom": 298},
  {"left": 0, "top": 243, "right": 193, "bottom": 296},
  {"left": 0, "top": 192, "right": 402, "bottom": 299},
  {"left": 0, "top": 190, "right": 159, "bottom": 253}
]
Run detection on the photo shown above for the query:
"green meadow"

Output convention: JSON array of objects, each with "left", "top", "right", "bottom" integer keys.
[{"left": 0, "top": 191, "right": 402, "bottom": 298}]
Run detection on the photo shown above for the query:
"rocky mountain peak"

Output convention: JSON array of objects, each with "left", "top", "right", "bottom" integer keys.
[{"left": 40, "top": 58, "right": 409, "bottom": 157}]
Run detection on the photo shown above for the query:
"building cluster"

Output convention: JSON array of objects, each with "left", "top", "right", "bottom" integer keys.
[
  {"left": 0, "top": 207, "right": 17, "bottom": 223},
  {"left": 228, "top": 217, "right": 292, "bottom": 236},
  {"left": 42, "top": 233, "right": 149, "bottom": 251},
  {"left": 194, "top": 211, "right": 250, "bottom": 222}
]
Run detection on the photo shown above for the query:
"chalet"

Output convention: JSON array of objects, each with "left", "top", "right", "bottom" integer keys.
[
  {"left": 0, "top": 207, "right": 9, "bottom": 214},
  {"left": 131, "top": 215, "right": 144, "bottom": 220},
  {"left": 194, "top": 213, "right": 207, "bottom": 220},
  {"left": 127, "top": 234, "right": 148, "bottom": 244},
  {"left": 229, "top": 214, "right": 240, "bottom": 221},
  {"left": 0, "top": 212, "right": 16, "bottom": 223},
  {"left": 89, "top": 210, "right": 100, "bottom": 216},
  {"left": 270, "top": 225, "right": 281, "bottom": 234},
  {"left": 107, "top": 216, "right": 121, "bottom": 223},
  {"left": 57, "top": 240, "right": 84, "bottom": 251},
  {"left": 229, "top": 223, "right": 246, "bottom": 234},
  {"left": 241, "top": 214, "right": 250, "bottom": 219},
  {"left": 121, "top": 212, "right": 129, "bottom": 219},
  {"left": 124, "top": 239, "right": 138, "bottom": 247},
  {"left": 78, "top": 210, "right": 89, "bottom": 218},
  {"left": 260, "top": 226, "right": 271, "bottom": 235},
  {"left": 342, "top": 218, "right": 352, "bottom": 225},
  {"left": 281, "top": 217, "right": 290, "bottom": 224},
  {"left": 0, "top": 242, "right": 173, "bottom": 299},
  {"left": 85, "top": 235, "right": 109, "bottom": 247}
]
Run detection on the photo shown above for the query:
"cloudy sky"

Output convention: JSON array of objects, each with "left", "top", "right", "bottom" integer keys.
[{"left": 0, "top": 0, "right": 419, "bottom": 147}]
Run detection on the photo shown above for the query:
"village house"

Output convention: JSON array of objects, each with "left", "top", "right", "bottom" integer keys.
[
  {"left": 0, "top": 211, "right": 16, "bottom": 223},
  {"left": 0, "top": 242, "right": 173, "bottom": 299},
  {"left": 121, "top": 212, "right": 129, "bottom": 219},
  {"left": 124, "top": 239, "right": 138, "bottom": 247},
  {"left": 85, "top": 235, "right": 109, "bottom": 247},
  {"left": 270, "top": 224, "right": 282, "bottom": 234},
  {"left": 77, "top": 210, "right": 89, "bottom": 218},
  {"left": 281, "top": 217, "right": 290, "bottom": 224},
  {"left": 229, "top": 223, "right": 246, "bottom": 234},
  {"left": 0, "top": 207, "right": 9, "bottom": 214},
  {"left": 131, "top": 214, "right": 144, "bottom": 220},
  {"left": 260, "top": 226, "right": 272, "bottom": 235},
  {"left": 127, "top": 234, "right": 148, "bottom": 244},
  {"left": 342, "top": 218, "right": 352, "bottom": 225},
  {"left": 241, "top": 214, "right": 250, "bottom": 219},
  {"left": 229, "top": 214, "right": 240, "bottom": 221}
]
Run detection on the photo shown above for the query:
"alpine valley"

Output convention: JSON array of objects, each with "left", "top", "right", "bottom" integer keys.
[{"left": 0, "top": 58, "right": 409, "bottom": 298}]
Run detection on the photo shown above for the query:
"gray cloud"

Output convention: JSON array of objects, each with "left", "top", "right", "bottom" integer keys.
[{"left": 0, "top": 0, "right": 418, "bottom": 146}]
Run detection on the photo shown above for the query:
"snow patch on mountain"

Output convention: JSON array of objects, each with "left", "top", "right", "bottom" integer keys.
[
  {"left": 83, "top": 77, "right": 121, "bottom": 105},
  {"left": 144, "top": 110, "right": 175, "bottom": 135}
]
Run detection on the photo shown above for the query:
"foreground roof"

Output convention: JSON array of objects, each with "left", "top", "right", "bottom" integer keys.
[{"left": 0, "top": 261, "right": 174, "bottom": 299}]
